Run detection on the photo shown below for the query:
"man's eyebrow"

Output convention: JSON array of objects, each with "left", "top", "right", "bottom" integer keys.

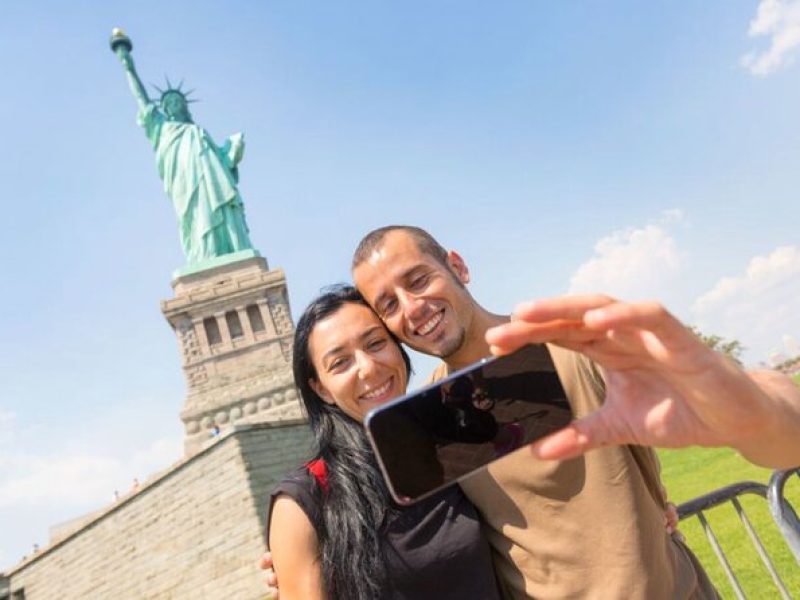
[
  {"left": 372, "top": 264, "right": 428, "bottom": 309},
  {"left": 372, "top": 279, "right": 402, "bottom": 309},
  {"left": 402, "top": 265, "right": 428, "bottom": 280},
  {"left": 372, "top": 289, "right": 392, "bottom": 311}
]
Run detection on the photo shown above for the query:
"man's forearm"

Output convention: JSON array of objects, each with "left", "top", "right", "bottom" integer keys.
[{"left": 735, "top": 370, "right": 800, "bottom": 469}]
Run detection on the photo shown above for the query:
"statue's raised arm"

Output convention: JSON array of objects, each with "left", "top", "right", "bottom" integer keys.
[
  {"left": 111, "top": 29, "right": 151, "bottom": 112},
  {"left": 110, "top": 29, "right": 255, "bottom": 269}
]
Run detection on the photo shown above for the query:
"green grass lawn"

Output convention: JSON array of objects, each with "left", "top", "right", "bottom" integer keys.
[{"left": 659, "top": 446, "right": 800, "bottom": 597}]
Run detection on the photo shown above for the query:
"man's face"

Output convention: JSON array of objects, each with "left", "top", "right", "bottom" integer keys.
[{"left": 353, "top": 231, "right": 476, "bottom": 359}]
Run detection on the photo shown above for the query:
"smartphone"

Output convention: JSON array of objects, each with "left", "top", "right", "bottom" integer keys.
[{"left": 364, "top": 344, "right": 572, "bottom": 505}]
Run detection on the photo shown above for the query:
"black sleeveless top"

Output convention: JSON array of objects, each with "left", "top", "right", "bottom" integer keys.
[{"left": 267, "top": 463, "right": 501, "bottom": 599}]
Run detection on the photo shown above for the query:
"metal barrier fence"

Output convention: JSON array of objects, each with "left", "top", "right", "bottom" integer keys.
[{"left": 677, "top": 467, "right": 800, "bottom": 599}]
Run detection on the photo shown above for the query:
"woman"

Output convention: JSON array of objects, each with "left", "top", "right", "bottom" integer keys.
[{"left": 266, "top": 285, "right": 501, "bottom": 600}]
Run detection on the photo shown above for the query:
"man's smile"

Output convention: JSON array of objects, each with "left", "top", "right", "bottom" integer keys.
[{"left": 414, "top": 309, "right": 445, "bottom": 337}]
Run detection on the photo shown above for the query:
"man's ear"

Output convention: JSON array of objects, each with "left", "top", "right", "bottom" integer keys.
[
  {"left": 310, "top": 378, "right": 336, "bottom": 406},
  {"left": 446, "top": 250, "right": 470, "bottom": 284}
]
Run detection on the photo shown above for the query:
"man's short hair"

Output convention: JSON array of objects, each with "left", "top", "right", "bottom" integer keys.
[{"left": 351, "top": 225, "right": 449, "bottom": 270}]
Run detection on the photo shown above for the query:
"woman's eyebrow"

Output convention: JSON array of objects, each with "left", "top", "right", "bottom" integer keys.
[
  {"left": 320, "top": 326, "right": 384, "bottom": 363},
  {"left": 358, "top": 325, "right": 384, "bottom": 341},
  {"left": 320, "top": 344, "right": 347, "bottom": 364}
]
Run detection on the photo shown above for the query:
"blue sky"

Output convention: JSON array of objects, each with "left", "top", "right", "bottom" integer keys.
[{"left": 1, "top": 0, "right": 799, "bottom": 568}]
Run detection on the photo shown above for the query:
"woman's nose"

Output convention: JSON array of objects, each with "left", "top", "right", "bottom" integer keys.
[{"left": 355, "top": 350, "right": 378, "bottom": 378}]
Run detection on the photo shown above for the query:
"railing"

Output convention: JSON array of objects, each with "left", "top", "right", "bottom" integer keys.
[
  {"left": 678, "top": 467, "right": 800, "bottom": 599},
  {"left": 769, "top": 468, "right": 800, "bottom": 563}
]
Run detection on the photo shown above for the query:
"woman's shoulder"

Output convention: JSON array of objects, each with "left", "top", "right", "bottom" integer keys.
[
  {"left": 266, "top": 461, "right": 325, "bottom": 549},
  {"left": 266, "top": 475, "right": 326, "bottom": 600},
  {"left": 271, "top": 461, "right": 325, "bottom": 504},
  {"left": 271, "top": 459, "right": 330, "bottom": 512}
]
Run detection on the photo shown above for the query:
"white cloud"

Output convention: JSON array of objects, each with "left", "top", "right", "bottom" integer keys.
[
  {"left": 568, "top": 211, "right": 684, "bottom": 300},
  {"left": 0, "top": 435, "right": 181, "bottom": 509},
  {"left": 0, "top": 410, "right": 20, "bottom": 471},
  {"left": 691, "top": 245, "right": 800, "bottom": 363},
  {"left": 783, "top": 334, "right": 800, "bottom": 356},
  {"left": 130, "top": 436, "right": 183, "bottom": 477},
  {"left": 0, "top": 454, "right": 123, "bottom": 509},
  {"left": 741, "top": 0, "right": 800, "bottom": 76},
  {"left": 0, "top": 410, "right": 15, "bottom": 442},
  {"left": 0, "top": 410, "right": 182, "bottom": 568}
]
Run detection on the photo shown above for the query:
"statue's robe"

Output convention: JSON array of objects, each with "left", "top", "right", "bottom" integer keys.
[{"left": 138, "top": 103, "right": 252, "bottom": 263}]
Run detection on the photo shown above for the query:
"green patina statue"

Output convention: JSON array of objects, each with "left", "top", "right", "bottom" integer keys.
[{"left": 111, "top": 29, "right": 255, "bottom": 267}]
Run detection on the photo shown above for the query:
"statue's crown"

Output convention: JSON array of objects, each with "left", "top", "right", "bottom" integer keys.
[{"left": 153, "top": 77, "right": 197, "bottom": 105}]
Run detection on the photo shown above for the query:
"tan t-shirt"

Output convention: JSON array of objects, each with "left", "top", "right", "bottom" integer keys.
[{"left": 428, "top": 345, "right": 718, "bottom": 600}]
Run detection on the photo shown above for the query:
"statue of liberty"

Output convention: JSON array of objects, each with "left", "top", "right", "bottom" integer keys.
[{"left": 111, "top": 29, "right": 254, "bottom": 266}]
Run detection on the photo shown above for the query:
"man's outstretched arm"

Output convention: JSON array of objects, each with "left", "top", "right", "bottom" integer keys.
[{"left": 486, "top": 295, "right": 800, "bottom": 469}]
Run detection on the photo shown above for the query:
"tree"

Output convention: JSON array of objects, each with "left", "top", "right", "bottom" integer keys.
[{"left": 687, "top": 326, "right": 745, "bottom": 366}]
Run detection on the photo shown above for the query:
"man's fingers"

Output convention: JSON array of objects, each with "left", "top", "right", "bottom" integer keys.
[
  {"left": 258, "top": 552, "right": 274, "bottom": 570},
  {"left": 512, "top": 295, "right": 616, "bottom": 323},
  {"left": 664, "top": 502, "right": 679, "bottom": 534},
  {"left": 513, "top": 297, "right": 685, "bottom": 343},
  {"left": 584, "top": 301, "right": 684, "bottom": 338},
  {"left": 487, "top": 319, "right": 597, "bottom": 355},
  {"left": 531, "top": 410, "right": 629, "bottom": 460},
  {"left": 530, "top": 425, "right": 590, "bottom": 461}
]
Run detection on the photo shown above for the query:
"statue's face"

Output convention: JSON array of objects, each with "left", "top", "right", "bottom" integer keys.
[{"left": 162, "top": 92, "right": 191, "bottom": 122}]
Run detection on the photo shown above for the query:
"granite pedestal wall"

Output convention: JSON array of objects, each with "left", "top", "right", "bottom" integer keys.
[{"left": 2, "top": 422, "right": 312, "bottom": 600}]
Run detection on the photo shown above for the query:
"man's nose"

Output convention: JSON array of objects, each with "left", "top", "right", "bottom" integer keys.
[{"left": 397, "top": 289, "right": 426, "bottom": 321}]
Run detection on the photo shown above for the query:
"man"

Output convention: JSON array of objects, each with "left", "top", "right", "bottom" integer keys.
[{"left": 350, "top": 225, "right": 718, "bottom": 599}]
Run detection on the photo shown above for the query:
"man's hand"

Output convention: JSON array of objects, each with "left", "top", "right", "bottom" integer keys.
[
  {"left": 664, "top": 501, "right": 680, "bottom": 536},
  {"left": 486, "top": 295, "right": 800, "bottom": 468},
  {"left": 259, "top": 552, "right": 279, "bottom": 599}
]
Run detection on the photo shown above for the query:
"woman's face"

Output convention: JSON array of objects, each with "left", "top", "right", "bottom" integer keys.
[{"left": 308, "top": 302, "right": 408, "bottom": 422}]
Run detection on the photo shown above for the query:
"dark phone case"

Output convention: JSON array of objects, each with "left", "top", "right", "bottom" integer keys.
[{"left": 365, "top": 344, "right": 572, "bottom": 504}]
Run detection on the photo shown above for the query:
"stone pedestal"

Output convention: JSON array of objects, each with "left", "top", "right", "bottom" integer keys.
[{"left": 161, "top": 256, "right": 305, "bottom": 455}]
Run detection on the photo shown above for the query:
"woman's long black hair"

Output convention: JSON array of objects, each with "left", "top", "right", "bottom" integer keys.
[{"left": 293, "top": 285, "right": 412, "bottom": 600}]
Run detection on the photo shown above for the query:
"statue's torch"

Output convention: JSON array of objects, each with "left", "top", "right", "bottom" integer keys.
[{"left": 109, "top": 27, "right": 133, "bottom": 58}]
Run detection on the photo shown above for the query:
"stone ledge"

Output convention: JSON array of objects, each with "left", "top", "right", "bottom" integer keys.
[
  {"left": 161, "top": 281, "right": 289, "bottom": 316},
  {"left": 171, "top": 251, "right": 266, "bottom": 284},
  {"left": 2, "top": 419, "right": 308, "bottom": 576},
  {"left": 168, "top": 259, "right": 280, "bottom": 296}
]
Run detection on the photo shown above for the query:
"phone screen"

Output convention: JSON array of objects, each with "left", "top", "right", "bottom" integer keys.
[{"left": 364, "top": 344, "right": 572, "bottom": 504}]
